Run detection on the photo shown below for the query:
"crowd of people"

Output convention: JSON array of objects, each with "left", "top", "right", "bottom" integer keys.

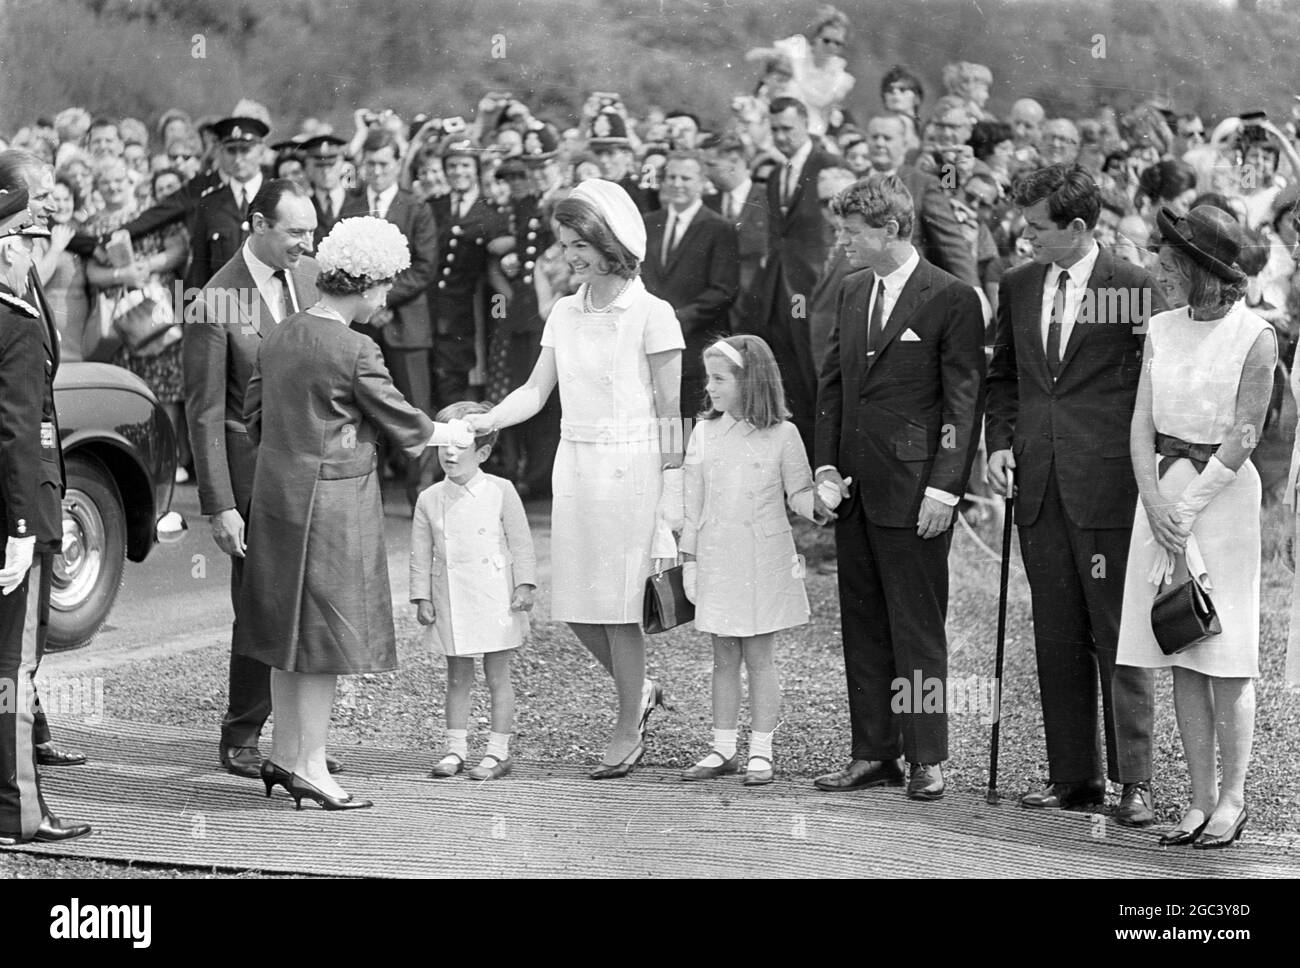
[{"left": 2, "top": 3, "right": 1299, "bottom": 852}]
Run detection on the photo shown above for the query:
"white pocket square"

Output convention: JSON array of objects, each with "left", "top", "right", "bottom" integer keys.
[{"left": 900, "top": 329, "right": 922, "bottom": 342}]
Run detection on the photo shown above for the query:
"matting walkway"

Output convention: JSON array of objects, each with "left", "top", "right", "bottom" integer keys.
[{"left": 9, "top": 719, "right": 1299, "bottom": 878}]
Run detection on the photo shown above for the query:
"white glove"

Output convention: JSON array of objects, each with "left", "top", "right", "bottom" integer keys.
[
  {"left": 682, "top": 561, "right": 698, "bottom": 603},
  {"left": 1145, "top": 539, "right": 1175, "bottom": 587},
  {"left": 817, "top": 476, "right": 852, "bottom": 510},
  {"left": 790, "top": 488, "right": 816, "bottom": 521},
  {"left": 1173, "top": 457, "right": 1236, "bottom": 530},
  {"left": 650, "top": 520, "right": 677, "bottom": 560},
  {"left": 657, "top": 467, "right": 684, "bottom": 532},
  {"left": 0, "top": 535, "right": 36, "bottom": 596},
  {"left": 429, "top": 418, "right": 475, "bottom": 449}
]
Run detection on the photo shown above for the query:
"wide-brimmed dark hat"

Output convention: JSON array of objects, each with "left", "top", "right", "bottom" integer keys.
[{"left": 1155, "top": 205, "right": 1246, "bottom": 285}]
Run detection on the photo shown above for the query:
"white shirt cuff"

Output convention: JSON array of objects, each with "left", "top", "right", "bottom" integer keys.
[
  {"left": 815, "top": 464, "right": 838, "bottom": 477},
  {"left": 925, "top": 487, "right": 960, "bottom": 507}
]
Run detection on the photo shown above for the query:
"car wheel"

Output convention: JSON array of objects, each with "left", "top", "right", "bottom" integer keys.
[{"left": 47, "top": 454, "right": 128, "bottom": 651}]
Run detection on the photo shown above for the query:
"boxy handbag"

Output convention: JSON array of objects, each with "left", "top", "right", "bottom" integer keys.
[
  {"left": 643, "top": 561, "right": 694, "bottom": 634},
  {"left": 1150, "top": 538, "right": 1220, "bottom": 656}
]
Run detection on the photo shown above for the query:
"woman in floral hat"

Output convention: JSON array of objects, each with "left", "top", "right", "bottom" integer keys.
[{"left": 235, "top": 216, "right": 474, "bottom": 811}]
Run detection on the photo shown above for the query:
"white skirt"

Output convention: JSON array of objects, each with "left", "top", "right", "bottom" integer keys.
[
  {"left": 1116, "top": 458, "right": 1261, "bottom": 676},
  {"left": 548, "top": 440, "right": 662, "bottom": 624}
]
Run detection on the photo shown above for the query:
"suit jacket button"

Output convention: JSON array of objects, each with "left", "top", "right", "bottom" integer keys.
[
  {"left": 448, "top": 238, "right": 458, "bottom": 248},
  {"left": 438, "top": 280, "right": 447, "bottom": 289},
  {"left": 451, "top": 225, "right": 463, "bottom": 236},
  {"left": 446, "top": 253, "right": 455, "bottom": 263},
  {"left": 443, "top": 267, "right": 452, "bottom": 275}
]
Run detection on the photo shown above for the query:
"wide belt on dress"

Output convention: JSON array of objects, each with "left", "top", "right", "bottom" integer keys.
[
  {"left": 561, "top": 417, "right": 659, "bottom": 446},
  {"left": 1154, "top": 432, "right": 1219, "bottom": 478}
]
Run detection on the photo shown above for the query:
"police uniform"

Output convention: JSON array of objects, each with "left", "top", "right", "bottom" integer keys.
[
  {"left": 0, "top": 277, "right": 82, "bottom": 842},
  {"left": 301, "top": 134, "right": 349, "bottom": 250},
  {"left": 490, "top": 192, "right": 560, "bottom": 496},
  {"left": 185, "top": 117, "right": 269, "bottom": 293},
  {"left": 429, "top": 169, "right": 507, "bottom": 407}
]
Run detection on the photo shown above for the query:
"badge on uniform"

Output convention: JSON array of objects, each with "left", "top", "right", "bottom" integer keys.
[{"left": 41, "top": 421, "right": 55, "bottom": 449}]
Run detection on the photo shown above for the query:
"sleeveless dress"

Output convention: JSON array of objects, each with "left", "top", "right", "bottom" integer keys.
[
  {"left": 1116, "top": 304, "right": 1274, "bottom": 676},
  {"left": 540, "top": 277, "right": 685, "bottom": 624}
]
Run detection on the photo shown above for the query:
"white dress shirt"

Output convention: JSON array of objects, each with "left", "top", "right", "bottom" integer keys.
[
  {"left": 449, "top": 186, "right": 479, "bottom": 221},
  {"left": 242, "top": 241, "right": 296, "bottom": 324},
  {"left": 230, "top": 173, "right": 263, "bottom": 213},
  {"left": 368, "top": 182, "right": 399, "bottom": 220},
  {"left": 317, "top": 185, "right": 345, "bottom": 219},
  {"left": 1040, "top": 241, "right": 1100, "bottom": 355},
  {"left": 663, "top": 197, "right": 703, "bottom": 259},
  {"left": 818, "top": 246, "right": 958, "bottom": 507},
  {"left": 723, "top": 178, "right": 752, "bottom": 220}
]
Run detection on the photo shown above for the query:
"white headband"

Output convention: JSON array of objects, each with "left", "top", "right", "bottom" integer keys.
[{"left": 709, "top": 340, "right": 744, "bottom": 368}]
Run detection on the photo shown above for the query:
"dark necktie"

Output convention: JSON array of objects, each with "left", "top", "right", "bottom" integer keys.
[
  {"left": 235, "top": 184, "right": 247, "bottom": 219},
  {"left": 272, "top": 269, "right": 297, "bottom": 320},
  {"left": 724, "top": 192, "right": 735, "bottom": 221},
  {"left": 867, "top": 277, "right": 885, "bottom": 357},
  {"left": 451, "top": 192, "right": 462, "bottom": 221},
  {"left": 1046, "top": 270, "right": 1068, "bottom": 380},
  {"left": 783, "top": 163, "right": 794, "bottom": 207},
  {"left": 321, "top": 193, "right": 334, "bottom": 224},
  {"left": 662, "top": 210, "right": 677, "bottom": 264}
]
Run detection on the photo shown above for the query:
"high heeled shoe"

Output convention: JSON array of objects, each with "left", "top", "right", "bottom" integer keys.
[
  {"left": 287, "top": 773, "right": 374, "bottom": 811},
  {"left": 589, "top": 744, "right": 644, "bottom": 780},
  {"left": 1158, "top": 810, "right": 1210, "bottom": 847},
  {"left": 1193, "top": 807, "right": 1248, "bottom": 849},
  {"left": 260, "top": 760, "right": 293, "bottom": 798}
]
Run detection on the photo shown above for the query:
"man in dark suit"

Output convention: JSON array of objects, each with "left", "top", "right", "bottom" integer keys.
[
  {"left": 753, "top": 97, "right": 834, "bottom": 457},
  {"left": 813, "top": 174, "right": 986, "bottom": 801},
  {"left": 186, "top": 117, "right": 270, "bottom": 294},
  {"left": 863, "top": 115, "right": 979, "bottom": 288},
  {"left": 643, "top": 150, "right": 739, "bottom": 417},
  {"left": 302, "top": 134, "right": 349, "bottom": 249},
  {"left": 702, "top": 133, "right": 769, "bottom": 334},
  {"left": 428, "top": 137, "right": 507, "bottom": 409},
  {"left": 0, "top": 188, "right": 91, "bottom": 845},
  {"left": 985, "top": 165, "right": 1163, "bottom": 824},
  {"left": 184, "top": 179, "right": 330, "bottom": 779}
]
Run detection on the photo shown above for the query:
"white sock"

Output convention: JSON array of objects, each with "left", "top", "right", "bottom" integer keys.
[
  {"left": 694, "top": 728, "right": 738, "bottom": 768},
  {"left": 485, "top": 731, "right": 511, "bottom": 762},
  {"left": 749, "top": 730, "right": 773, "bottom": 765},
  {"left": 445, "top": 729, "right": 468, "bottom": 761}
]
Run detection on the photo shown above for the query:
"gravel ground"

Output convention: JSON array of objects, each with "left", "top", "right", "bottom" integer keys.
[{"left": 5, "top": 500, "right": 1297, "bottom": 877}]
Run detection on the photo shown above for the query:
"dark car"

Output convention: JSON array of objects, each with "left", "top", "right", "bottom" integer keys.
[{"left": 50, "top": 361, "right": 185, "bottom": 649}]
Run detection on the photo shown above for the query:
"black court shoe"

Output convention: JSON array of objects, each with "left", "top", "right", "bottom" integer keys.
[{"left": 288, "top": 774, "right": 373, "bottom": 811}]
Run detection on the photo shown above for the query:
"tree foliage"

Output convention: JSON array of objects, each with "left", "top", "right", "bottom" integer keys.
[{"left": 2, "top": 0, "right": 1297, "bottom": 136}]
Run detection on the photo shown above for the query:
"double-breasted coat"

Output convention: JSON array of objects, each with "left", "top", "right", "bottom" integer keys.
[
  {"left": 234, "top": 309, "right": 435, "bottom": 674},
  {"left": 680, "top": 415, "right": 813, "bottom": 637},
  {"left": 409, "top": 472, "right": 536, "bottom": 657}
]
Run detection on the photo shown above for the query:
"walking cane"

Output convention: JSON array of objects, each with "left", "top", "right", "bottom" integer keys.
[{"left": 987, "top": 468, "right": 1013, "bottom": 806}]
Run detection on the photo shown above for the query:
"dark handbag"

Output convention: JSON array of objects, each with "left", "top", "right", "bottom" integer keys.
[
  {"left": 1150, "top": 571, "right": 1220, "bottom": 656},
  {"left": 104, "top": 281, "right": 180, "bottom": 356},
  {"left": 642, "top": 563, "right": 695, "bottom": 634}
]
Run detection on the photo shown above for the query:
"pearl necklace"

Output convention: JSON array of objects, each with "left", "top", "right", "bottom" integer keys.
[{"left": 583, "top": 276, "right": 633, "bottom": 313}]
